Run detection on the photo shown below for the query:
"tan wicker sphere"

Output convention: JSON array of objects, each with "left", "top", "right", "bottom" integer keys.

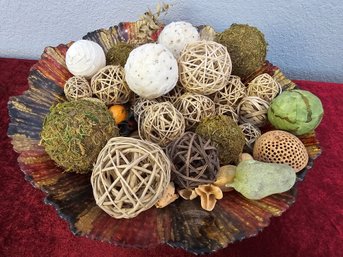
[
  {"left": 174, "top": 93, "right": 216, "bottom": 129},
  {"left": 179, "top": 40, "right": 232, "bottom": 95},
  {"left": 237, "top": 96, "right": 270, "bottom": 127},
  {"left": 91, "top": 65, "right": 131, "bottom": 105},
  {"left": 156, "top": 83, "right": 185, "bottom": 104},
  {"left": 253, "top": 130, "right": 309, "bottom": 172},
  {"left": 247, "top": 73, "right": 282, "bottom": 102},
  {"left": 132, "top": 97, "right": 158, "bottom": 121},
  {"left": 91, "top": 137, "right": 171, "bottom": 219},
  {"left": 239, "top": 122, "right": 261, "bottom": 150},
  {"left": 139, "top": 102, "right": 186, "bottom": 146},
  {"left": 215, "top": 104, "right": 239, "bottom": 123},
  {"left": 64, "top": 76, "right": 92, "bottom": 101},
  {"left": 213, "top": 75, "right": 246, "bottom": 108}
]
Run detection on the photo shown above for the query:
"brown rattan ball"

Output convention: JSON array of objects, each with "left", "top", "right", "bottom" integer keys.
[
  {"left": 237, "top": 96, "right": 270, "bottom": 127},
  {"left": 239, "top": 122, "right": 261, "bottom": 150},
  {"left": 64, "top": 76, "right": 92, "bottom": 101},
  {"left": 166, "top": 132, "right": 220, "bottom": 189},
  {"left": 179, "top": 41, "right": 232, "bottom": 95},
  {"left": 215, "top": 104, "right": 239, "bottom": 124},
  {"left": 247, "top": 73, "right": 282, "bottom": 102},
  {"left": 174, "top": 93, "right": 216, "bottom": 129},
  {"left": 139, "top": 102, "right": 185, "bottom": 146},
  {"left": 213, "top": 75, "right": 246, "bottom": 108},
  {"left": 91, "top": 65, "right": 131, "bottom": 105},
  {"left": 253, "top": 130, "right": 309, "bottom": 172},
  {"left": 91, "top": 137, "right": 171, "bottom": 219}
]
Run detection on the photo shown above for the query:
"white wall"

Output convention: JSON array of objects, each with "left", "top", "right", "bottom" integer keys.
[{"left": 0, "top": 0, "right": 342, "bottom": 82}]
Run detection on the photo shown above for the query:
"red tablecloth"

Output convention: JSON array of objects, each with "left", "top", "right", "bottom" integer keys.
[{"left": 0, "top": 58, "right": 342, "bottom": 257}]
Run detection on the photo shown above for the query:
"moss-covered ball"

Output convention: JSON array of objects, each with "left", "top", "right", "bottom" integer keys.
[
  {"left": 106, "top": 42, "right": 135, "bottom": 67},
  {"left": 41, "top": 99, "right": 119, "bottom": 173},
  {"left": 216, "top": 24, "right": 267, "bottom": 79},
  {"left": 195, "top": 115, "right": 245, "bottom": 165},
  {"left": 268, "top": 89, "right": 324, "bottom": 135}
]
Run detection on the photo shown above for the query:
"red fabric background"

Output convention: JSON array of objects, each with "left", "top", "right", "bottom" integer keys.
[{"left": 0, "top": 58, "right": 342, "bottom": 257}]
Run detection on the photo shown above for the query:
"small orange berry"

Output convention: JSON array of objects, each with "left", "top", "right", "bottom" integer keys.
[{"left": 108, "top": 105, "right": 128, "bottom": 125}]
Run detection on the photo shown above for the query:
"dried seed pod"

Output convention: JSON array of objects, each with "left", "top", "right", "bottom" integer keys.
[
  {"left": 178, "top": 188, "right": 198, "bottom": 200},
  {"left": 195, "top": 184, "right": 223, "bottom": 211},
  {"left": 155, "top": 182, "right": 179, "bottom": 208}
]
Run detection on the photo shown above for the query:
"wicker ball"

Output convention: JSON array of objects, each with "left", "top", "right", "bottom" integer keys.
[
  {"left": 253, "top": 130, "right": 309, "bottom": 172},
  {"left": 132, "top": 97, "right": 158, "bottom": 121},
  {"left": 239, "top": 122, "right": 261, "bottom": 150},
  {"left": 166, "top": 132, "right": 220, "bottom": 189},
  {"left": 213, "top": 75, "right": 246, "bottom": 108},
  {"left": 91, "top": 137, "right": 171, "bottom": 219},
  {"left": 179, "top": 41, "right": 232, "bottom": 95},
  {"left": 247, "top": 73, "right": 282, "bottom": 102},
  {"left": 139, "top": 102, "right": 185, "bottom": 146},
  {"left": 64, "top": 76, "right": 92, "bottom": 101},
  {"left": 237, "top": 96, "right": 270, "bottom": 127},
  {"left": 216, "top": 104, "right": 239, "bottom": 124},
  {"left": 91, "top": 65, "right": 131, "bottom": 105},
  {"left": 174, "top": 93, "right": 216, "bottom": 129},
  {"left": 156, "top": 83, "right": 185, "bottom": 104}
]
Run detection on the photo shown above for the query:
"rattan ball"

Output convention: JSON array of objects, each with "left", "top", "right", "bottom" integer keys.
[
  {"left": 239, "top": 122, "right": 261, "bottom": 150},
  {"left": 174, "top": 93, "right": 216, "bottom": 129},
  {"left": 247, "top": 73, "right": 282, "bottom": 102},
  {"left": 156, "top": 83, "right": 185, "bottom": 104},
  {"left": 64, "top": 76, "right": 92, "bottom": 101},
  {"left": 91, "top": 65, "right": 131, "bottom": 105},
  {"left": 179, "top": 41, "right": 232, "bottom": 95},
  {"left": 166, "top": 132, "right": 220, "bottom": 189},
  {"left": 253, "top": 130, "right": 309, "bottom": 172},
  {"left": 237, "top": 96, "right": 270, "bottom": 127},
  {"left": 139, "top": 102, "right": 185, "bottom": 146},
  {"left": 91, "top": 137, "right": 171, "bottom": 219},
  {"left": 132, "top": 97, "right": 158, "bottom": 121},
  {"left": 216, "top": 104, "right": 239, "bottom": 124},
  {"left": 213, "top": 75, "right": 246, "bottom": 108}
]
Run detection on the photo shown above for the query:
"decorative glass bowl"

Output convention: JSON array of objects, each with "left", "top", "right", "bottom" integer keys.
[{"left": 7, "top": 21, "right": 321, "bottom": 254}]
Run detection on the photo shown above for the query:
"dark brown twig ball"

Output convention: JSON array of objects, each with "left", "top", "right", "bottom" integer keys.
[{"left": 166, "top": 132, "right": 220, "bottom": 189}]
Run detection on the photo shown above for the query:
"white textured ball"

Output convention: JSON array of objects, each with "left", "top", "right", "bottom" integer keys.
[
  {"left": 66, "top": 40, "right": 106, "bottom": 79},
  {"left": 158, "top": 21, "right": 200, "bottom": 59},
  {"left": 125, "top": 43, "right": 178, "bottom": 99}
]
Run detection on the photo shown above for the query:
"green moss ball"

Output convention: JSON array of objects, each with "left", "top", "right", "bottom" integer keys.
[
  {"left": 41, "top": 99, "right": 119, "bottom": 173},
  {"left": 216, "top": 23, "right": 267, "bottom": 79},
  {"left": 268, "top": 89, "right": 324, "bottom": 135},
  {"left": 195, "top": 115, "right": 245, "bottom": 165},
  {"left": 106, "top": 42, "right": 135, "bottom": 67}
]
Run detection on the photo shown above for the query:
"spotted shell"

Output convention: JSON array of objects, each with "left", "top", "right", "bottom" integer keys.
[{"left": 253, "top": 130, "right": 309, "bottom": 172}]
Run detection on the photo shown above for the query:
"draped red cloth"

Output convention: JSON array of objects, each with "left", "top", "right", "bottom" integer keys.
[{"left": 0, "top": 58, "right": 342, "bottom": 257}]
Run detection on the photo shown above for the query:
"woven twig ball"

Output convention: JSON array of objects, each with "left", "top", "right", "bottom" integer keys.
[
  {"left": 247, "top": 73, "right": 282, "bottom": 102},
  {"left": 132, "top": 97, "right": 158, "bottom": 121},
  {"left": 64, "top": 76, "right": 92, "bottom": 101},
  {"left": 166, "top": 132, "right": 220, "bottom": 189},
  {"left": 237, "top": 96, "right": 270, "bottom": 127},
  {"left": 139, "top": 102, "right": 185, "bottom": 146},
  {"left": 174, "top": 93, "right": 216, "bottom": 129},
  {"left": 213, "top": 75, "right": 246, "bottom": 108},
  {"left": 156, "top": 83, "right": 185, "bottom": 104},
  {"left": 91, "top": 137, "right": 171, "bottom": 219},
  {"left": 239, "top": 122, "right": 261, "bottom": 150},
  {"left": 215, "top": 104, "right": 239, "bottom": 124},
  {"left": 179, "top": 41, "right": 232, "bottom": 95},
  {"left": 91, "top": 65, "right": 131, "bottom": 105}
]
